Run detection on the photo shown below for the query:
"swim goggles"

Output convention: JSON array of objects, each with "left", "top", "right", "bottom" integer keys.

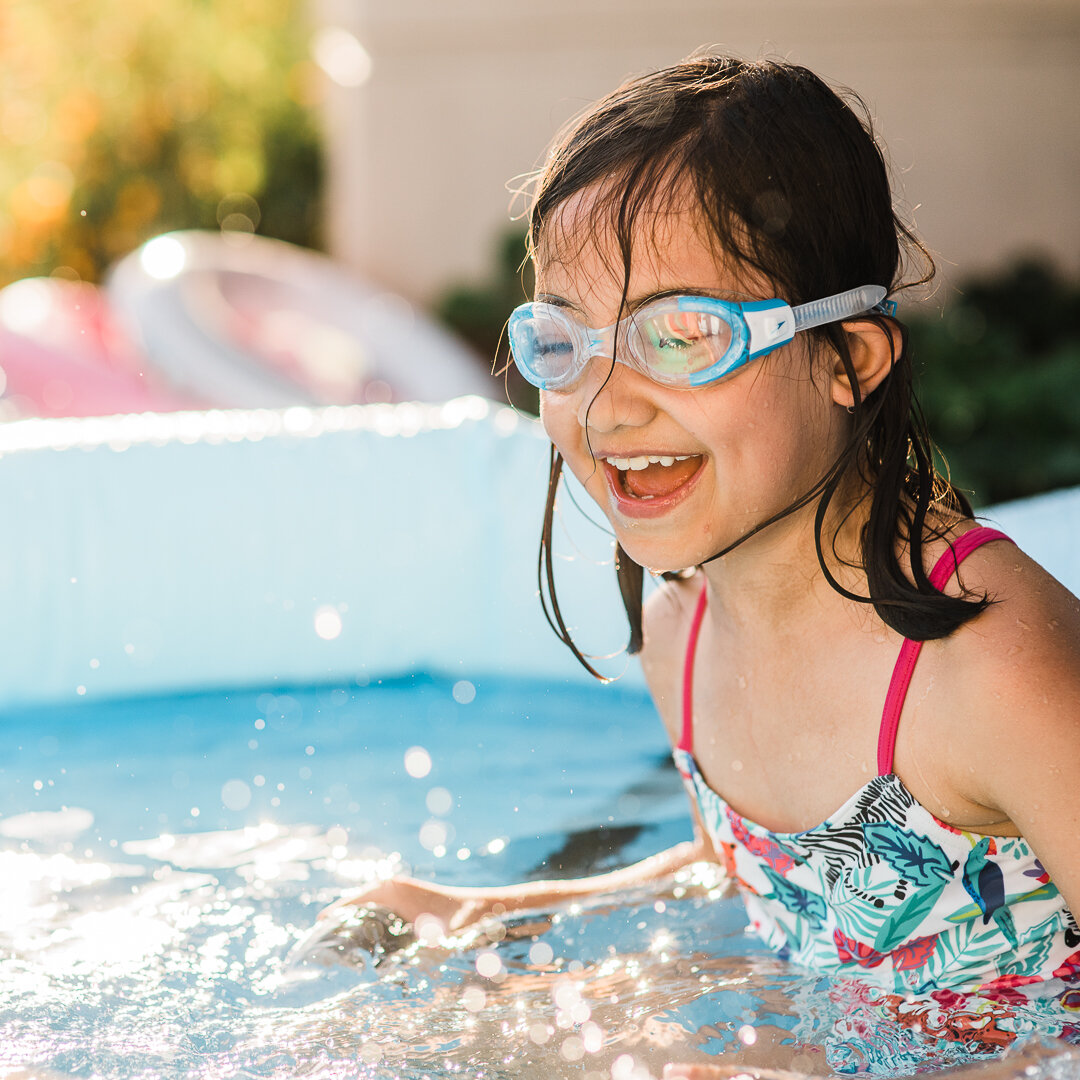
[{"left": 508, "top": 284, "right": 891, "bottom": 391}]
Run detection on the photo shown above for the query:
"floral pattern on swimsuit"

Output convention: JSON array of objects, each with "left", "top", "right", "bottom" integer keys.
[{"left": 674, "top": 747, "right": 1080, "bottom": 995}]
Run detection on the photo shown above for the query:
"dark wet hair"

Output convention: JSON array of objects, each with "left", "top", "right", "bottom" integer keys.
[{"left": 527, "top": 55, "right": 987, "bottom": 678}]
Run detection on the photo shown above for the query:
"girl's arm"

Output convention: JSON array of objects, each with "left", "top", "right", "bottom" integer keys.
[
  {"left": 321, "top": 836, "right": 712, "bottom": 931},
  {"left": 945, "top": 548, "right": 1080, "bottom": 913}
]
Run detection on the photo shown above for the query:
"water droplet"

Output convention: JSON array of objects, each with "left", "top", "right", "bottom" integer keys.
[
  {"left": 529, "top": 942, "right": 554, "bottom": 966},
  {"left": 475, "top": 951, "right": 502, "bottom": 979},
  {"left": 528, "top": 1022, "right": 550, "bottom": 1045},
  {"left": 418, "top": 819, "right": 448, "bottom": 851},
  {"left": 313, "top": 605, "right": 343, "bottom": 641},
  {"left": 737, "top": 1023, "right": 758, "bottom": 1045},
  {"left": 560, "top": 1035, "right": 585, "bottom": 1062},
  {"left": 358, "top": 1043, "right": 383, "bottom": 1065},
  {"left": 221, "top": 779, "right": 251, "bottom": 811},
  {"left": 452, "top": 680, "right": 476, "bottom": 705},
  {"left": 414, "top": 912, "right": 445, "bottom": 944},
  {"left": 731, "top": 759, "right": 744, "bottom": 772},
  {"left": 426, "top": 786, "right": 453, "bottom": 815},
  {"left": 404, "top": 746, "right": 432, "bottom": 778}
]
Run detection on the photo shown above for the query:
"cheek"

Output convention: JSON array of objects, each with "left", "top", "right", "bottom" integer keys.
[
  {"left": 701, "top": 363, "right": 832, "bottom": 483},
  {"left": 539, "top": 392, "right": 577, "bottom": 456}
]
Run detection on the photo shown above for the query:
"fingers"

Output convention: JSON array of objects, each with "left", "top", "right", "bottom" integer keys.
[{"left": 317, "top": 885, "right": 383, "bottom": 921}]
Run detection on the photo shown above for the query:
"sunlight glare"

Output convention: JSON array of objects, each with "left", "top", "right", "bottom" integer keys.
[{"left": 140, "top": 235, "right": 187, "bottom": 280}]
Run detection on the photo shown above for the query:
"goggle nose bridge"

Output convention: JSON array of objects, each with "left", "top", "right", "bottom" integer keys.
[{"left": 581, "top": 319, "right": 633, "bottom": 366}]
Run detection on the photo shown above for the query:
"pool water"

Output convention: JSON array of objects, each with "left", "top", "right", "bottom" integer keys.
[{"left": 0, "top": 675, "right": 1077, "bottom": 1079}]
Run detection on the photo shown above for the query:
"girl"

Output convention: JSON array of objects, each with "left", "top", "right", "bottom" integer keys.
[{"left": 332, "top": 56, "right": 1080, "bottom": 1072}]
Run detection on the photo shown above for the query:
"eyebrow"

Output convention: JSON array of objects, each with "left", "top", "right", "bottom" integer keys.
[{"left": 534, "top": 286, "right": 739, "bottom": 315}]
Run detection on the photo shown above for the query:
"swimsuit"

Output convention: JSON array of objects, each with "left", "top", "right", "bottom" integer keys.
[{"left": 674, "top": 526, "right": 1080, "bottom": 996}]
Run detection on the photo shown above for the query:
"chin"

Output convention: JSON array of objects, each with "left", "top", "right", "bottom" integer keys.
[{"left": 614, "top": 534, "right": 700, "bottom": 575}]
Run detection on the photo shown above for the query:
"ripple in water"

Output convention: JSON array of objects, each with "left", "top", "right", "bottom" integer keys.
[{"left": 0, "top": 819, "right": 1078, "bottom": 1080}]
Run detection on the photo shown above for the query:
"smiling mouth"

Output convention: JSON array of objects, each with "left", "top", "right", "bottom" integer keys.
[{"left": 605, "top": 454, "right": 704, "bottom": 500}]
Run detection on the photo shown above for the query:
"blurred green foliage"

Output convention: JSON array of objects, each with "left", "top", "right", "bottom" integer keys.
[
  {"left": 436, "top": 230, "right": 537, "bottom": 413},
  {"left": 437, "top": 240, "right": 1080, "bottom": 506},
  {"left": 0, "top": 0, "right": 322, "bottom": 287},
  {"left": 911, "top": 261, "right": 1080, "bottom": 507}
]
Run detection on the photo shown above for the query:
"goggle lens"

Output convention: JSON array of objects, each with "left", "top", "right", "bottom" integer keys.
[
  {"left": 634, "top": 310, "right": 734, "bottom": 379},
  {"left": 512, "top": 309, "right": 576, "bottom": 386}
]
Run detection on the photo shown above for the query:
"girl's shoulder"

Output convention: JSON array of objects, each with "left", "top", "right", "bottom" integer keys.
[
  {"left": 916, "top": 525, "right": 1080, "bottom": 732},
  {"left": 933, "top": 527, "right": 1080, "bottom": 670}
]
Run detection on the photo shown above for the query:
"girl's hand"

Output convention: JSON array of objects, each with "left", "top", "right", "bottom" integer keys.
[{"left": 319, "top": 876, "right": 490, "bottom": 934}]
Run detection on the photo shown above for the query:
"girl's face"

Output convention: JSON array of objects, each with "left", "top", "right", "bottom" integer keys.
[{"left": 536, "top": 188, "right": 849, "bottom": 574}]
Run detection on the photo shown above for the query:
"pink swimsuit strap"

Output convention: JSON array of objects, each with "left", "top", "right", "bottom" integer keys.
[
  {"left": 679, "top": 584, "right": 710, "bottom": 752},
  {"left": 875, "top": 526, "right": 1013, "bottom": 774},
  {"left": 678, "top": 526, "right": 1015, "bottom": 766}
]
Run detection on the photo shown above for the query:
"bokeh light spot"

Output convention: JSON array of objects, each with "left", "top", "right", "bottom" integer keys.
[
  {"left": 475, "top": 951, "right": 502, "bottom": 979},
  {"left": 313, "top": 605, "right": 343, "bottom": 640},
  {"left": 451, "top": 680, "right": 475, "bottom": 705},
  {"left": 312, "top": 27, "right": 372, "bottom": 88},
  {"left": 140, "top": 235, "right": 186, "bottom": 280},
  {"left": 425, "top": 786, "right": 452, "bottom": 815},
  {"left": 404, "top": 746, "right": 431, "bottom": 778},
  {"left": 529, "top": 941, "right": 554, "bottom": 966},
  {"left": 221, "top": 780, "right": 251, "bottom": 811}
]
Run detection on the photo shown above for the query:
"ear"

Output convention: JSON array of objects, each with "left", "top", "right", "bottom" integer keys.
[{"left": 829, "top": 318, "right": 902, "bottom": 409}]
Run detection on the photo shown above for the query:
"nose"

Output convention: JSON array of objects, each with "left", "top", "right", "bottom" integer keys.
[{"left": 571, "top": 347, "right": 658, "bottom": 434}]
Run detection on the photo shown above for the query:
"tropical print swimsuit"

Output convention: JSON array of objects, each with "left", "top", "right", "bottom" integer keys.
[{"left": 674, "top": 526, "right": 1080, "bottom": 1063}]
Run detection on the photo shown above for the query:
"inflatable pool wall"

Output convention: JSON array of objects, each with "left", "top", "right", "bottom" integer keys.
[
  {"left": 0, "top": 399, "right": 1076, "bottom": 712},
  {"left": 0, "top": 401, "right": 634, "bottom": 711}
]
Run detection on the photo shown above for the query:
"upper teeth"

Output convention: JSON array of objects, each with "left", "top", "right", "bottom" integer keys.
[{"left": 607, "top": 454, "right": 694, "bottom": 471}]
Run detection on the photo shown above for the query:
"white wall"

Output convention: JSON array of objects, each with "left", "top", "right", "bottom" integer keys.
[{"left": 312, "top": 0, "right": 1080, "bottom": 305}]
